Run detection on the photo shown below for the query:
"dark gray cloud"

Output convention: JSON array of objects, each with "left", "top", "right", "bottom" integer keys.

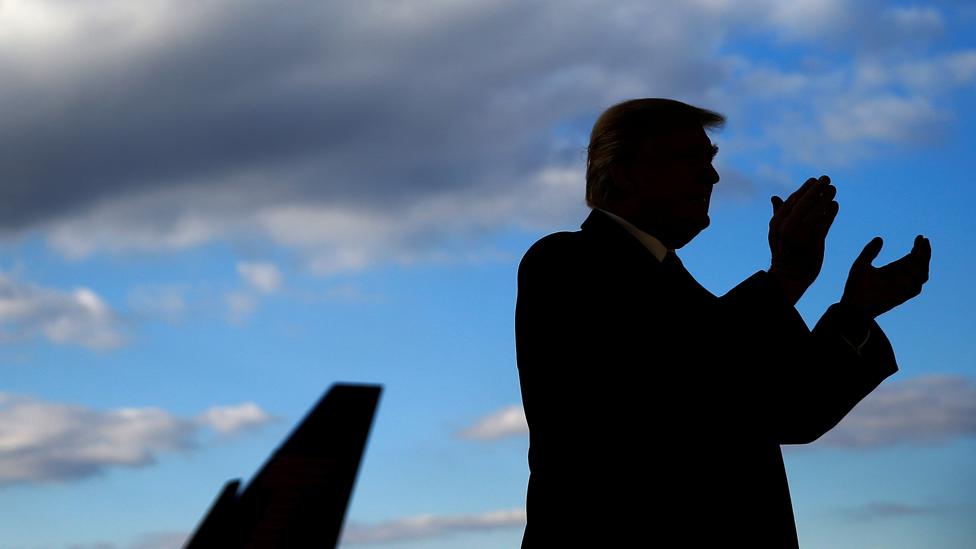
[{"left": 0, "top": 0, "right": 970, "bottom": 271}]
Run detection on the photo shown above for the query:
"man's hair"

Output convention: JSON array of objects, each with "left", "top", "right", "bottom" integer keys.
[{"left": 585, "top": 98, "right": 725, "bottom": 209}]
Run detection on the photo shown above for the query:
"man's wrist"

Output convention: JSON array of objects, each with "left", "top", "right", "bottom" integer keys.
[
  {"left": 839, "top": 296, "right": 876, "bottom": 321},
  {"left": 766, "top": 267, "right": 805, "bottom": 307},
  {"left": 831, "top": 302, "right": 873, "bottom": 343}
]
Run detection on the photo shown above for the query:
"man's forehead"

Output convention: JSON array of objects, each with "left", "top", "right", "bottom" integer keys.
[{"left": 639, "top": 126, "right": 713, "bottom": 151}]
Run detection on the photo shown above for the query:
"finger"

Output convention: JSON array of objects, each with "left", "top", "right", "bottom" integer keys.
[
  {"left": 855, "top": 236, "right": 883, "bottom": 269},
  {"left": 792, "top": 178, "right": 835, "bottom": 221},
  {"left": 770, "top": 196, "right": 787, "bottom": 231},
  {"left": 913, "top": 235, "right": 932, "bottom": 260},
  {"left": 888, "top": 237, "right": 930, "bottom": 272},
  {"left": 782, "top": 177, "right": 819, "bottom": 214},
  {"left": 783, "top": 187, "right": 832, "bottom": 238},
  {"left": 811, "top": 200, "right": 839, "bottom": 236},
  {"left": 800, "top": 196, "right": 839, "bottom": 225},
  {"left": 912, "top": 235, "right": 931, "bottom": 283}
]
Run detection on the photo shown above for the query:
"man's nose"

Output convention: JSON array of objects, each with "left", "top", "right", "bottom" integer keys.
[{"left": 707, "top": 164, "right": 720, "bottom": 185}]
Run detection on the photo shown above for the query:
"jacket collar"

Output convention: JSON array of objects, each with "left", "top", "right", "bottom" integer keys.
[
  {"left": 580, "top": 208, "right": 667, "bottom": 271},
  {"left": 592, "top": 207, "right": 669, "bottom": 262}
]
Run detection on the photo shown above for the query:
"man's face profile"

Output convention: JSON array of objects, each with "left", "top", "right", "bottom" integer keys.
[{"left": 615, "top": 125, "right": 720, "bottom": 250}]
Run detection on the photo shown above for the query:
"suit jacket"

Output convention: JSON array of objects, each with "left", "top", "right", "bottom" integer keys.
[{"left": 514, "top": 208, "right": 899, "bottom": 547}]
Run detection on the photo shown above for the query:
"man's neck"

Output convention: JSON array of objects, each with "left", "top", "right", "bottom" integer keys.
[{"left": 593, "top": 207, "right": 670, "bottom": 262}]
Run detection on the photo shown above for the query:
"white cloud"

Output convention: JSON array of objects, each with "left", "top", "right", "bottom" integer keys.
[
  {"left": 236, "top": 261, "right": 283, "bottom": 293},
  {"left": 883, "top": 6, "right": 943, "bottom": 37},
  {"left": 341, "top": 508, "right": 526, "bottom": 545},
  {"left": 0, "top": 270, "right": 125, "bottom": 350},
  {"left": 799, "top": 374, "right": 976, "bottom": 449},
  {"left": 196, "top": 402, "right": 273, "bottom": 435},
  {"left": 0, "top": 393, "right": 273, "bottom": 486},
  {"left": 456, "top": 405, "right": 528, "bottom": 441},
  {"left": 821, "top": 94, "right": 949, "bottom": 145}
]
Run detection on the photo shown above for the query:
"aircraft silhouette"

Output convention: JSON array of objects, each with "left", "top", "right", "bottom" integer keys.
[{"left": 183, "top": 383, "right": 382, "bottom": 548}]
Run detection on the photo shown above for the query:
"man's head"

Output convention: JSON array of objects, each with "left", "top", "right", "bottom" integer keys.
[{"left": 585, "top": 98, "right": 725, "bottom": 250}]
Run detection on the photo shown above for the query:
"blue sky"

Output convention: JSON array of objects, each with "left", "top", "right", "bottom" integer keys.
[{"left": 0, "top": 1, "right": 973, "bottom": 547}]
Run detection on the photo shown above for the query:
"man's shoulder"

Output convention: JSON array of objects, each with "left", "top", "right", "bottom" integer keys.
[
  {"left": 518, "top": 231, "right": 586, "bottom": 274},
  {"left": 522, "top": 230, "right": 580, "bottom": 257}
]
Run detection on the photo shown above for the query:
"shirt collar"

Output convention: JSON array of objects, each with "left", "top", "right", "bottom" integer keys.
[{"left": 593, "top": 207, "right": 671, "bottom": 263}]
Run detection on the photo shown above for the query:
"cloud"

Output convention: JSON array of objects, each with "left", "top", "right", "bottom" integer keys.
[
  {"left": 126, "top": 531, "right": 190, "bottom": 549},
  {"left": 726, "top": 46, "right": 976, "bottom": 167},
  {"left": 236, "top": 261, "right": 283, "bottom": 293},
  {"left": 340, "top": 508, "right": 526, "bottom": 545},
  {"left": 0, "top": 393, "right": 273, "bottom": 486},
  {"left": 456, "top": 405, "right": 528, "bottom": 441},
  {"left": 821, "top": 94, "right": 949, "bottom": 146},
  {"left": 224, "top": 260, "right": 284, "bottom": 323},
  {"left": 0, "top": 0, "right": 971, "bottom": 274},
  {"left": 196, "top": 402, "right": 273, "bottom": 435},
  {"left": 836, "top": 500, "right": 955, "bottom": 522},
  {"left": 0, "top": 270, "right": 126, "bottom": 350},
  {"left": 0, "top": 0, "right": 731, "bottom": 270},
  {"left": 801, "top": 374, "right": 976, "bottom": 449},
  {"left": 68, "top": 531, "right": 190, "bottom": 549},
  {"left": 125, "top": 284, "right": 188, "bottom": 324}
]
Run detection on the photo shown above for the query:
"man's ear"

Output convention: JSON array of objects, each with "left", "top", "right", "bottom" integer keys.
[{"left": 609, "top": 162, "right": 634, "bottom": 193}]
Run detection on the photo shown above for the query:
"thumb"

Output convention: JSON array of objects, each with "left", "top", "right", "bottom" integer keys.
[
  {"left": 855, "top": 236, "right": 883, "bottom": 268},
  {"left": 771, "top": 195, "right": 783, "bottom": 212}
]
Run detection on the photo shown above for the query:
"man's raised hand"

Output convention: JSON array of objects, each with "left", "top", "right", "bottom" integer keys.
[
  {"left": 767, "top": 175, "right": 840, "bottom": 304},
  {"left": 841, "top": 235, "right": 932, "bottom": 320}
]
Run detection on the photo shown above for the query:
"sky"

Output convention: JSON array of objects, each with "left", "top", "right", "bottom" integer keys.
[{"left": 0, "top": 0, "right": 974, "bottom": 547}]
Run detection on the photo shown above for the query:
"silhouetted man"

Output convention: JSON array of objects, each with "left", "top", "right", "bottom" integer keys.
[{"left": 514, "top": 98, "right": 931, "bottom": 547}]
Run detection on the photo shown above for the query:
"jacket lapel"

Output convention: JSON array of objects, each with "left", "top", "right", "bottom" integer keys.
[
  {"left": 579, "top": 208, "right": 664, "bottom": 276},
  {"left": 580, "top": 208, "right": 716, "bottom": 305}
]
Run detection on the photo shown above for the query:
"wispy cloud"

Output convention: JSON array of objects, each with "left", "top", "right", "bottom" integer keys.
[
  {"left": 835, "top": 500, "right": 955, "bottom": 522},
  {"left": 340, "top": 508, "right": 526, "bottom": 545},
  {"left": 126, "top": 531, "right": 190, "bottom": 549},
  {"left": 0, "top": 270, "right": 125, "bottom": 350},
  {"left": 68, "top": 530, "right": 189, "bottom": 549},
  {"left": 225, "top": 260, "right": 284, "bottom": 322},
  {"left": 237, "top": 261, "right": 283, "bottom": 294},
  {"left": 456, "top": 405, "right": 527, "bottom": 441},
  {"left": 0, "top": 393, "right": 273, "bottom": 486},
  {"left": 125, "top": 283, "right": 188, "bottom": 324}
]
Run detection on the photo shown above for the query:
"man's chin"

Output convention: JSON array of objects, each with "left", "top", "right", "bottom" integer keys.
[{"left": 673, "top": 218, "right": 709, "bottom": 249}]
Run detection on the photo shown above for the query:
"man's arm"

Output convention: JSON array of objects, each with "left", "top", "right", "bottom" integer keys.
[{"left": 718, "top": 269, "right": 899, "bottom": 445}]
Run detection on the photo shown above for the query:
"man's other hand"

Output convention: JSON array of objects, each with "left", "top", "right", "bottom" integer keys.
[
  {"left": 841, "top": 235, "right": 932, "bottom": 320},
  {"left": 767, "top": 175, "right": 840, "bottom": 304}
]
